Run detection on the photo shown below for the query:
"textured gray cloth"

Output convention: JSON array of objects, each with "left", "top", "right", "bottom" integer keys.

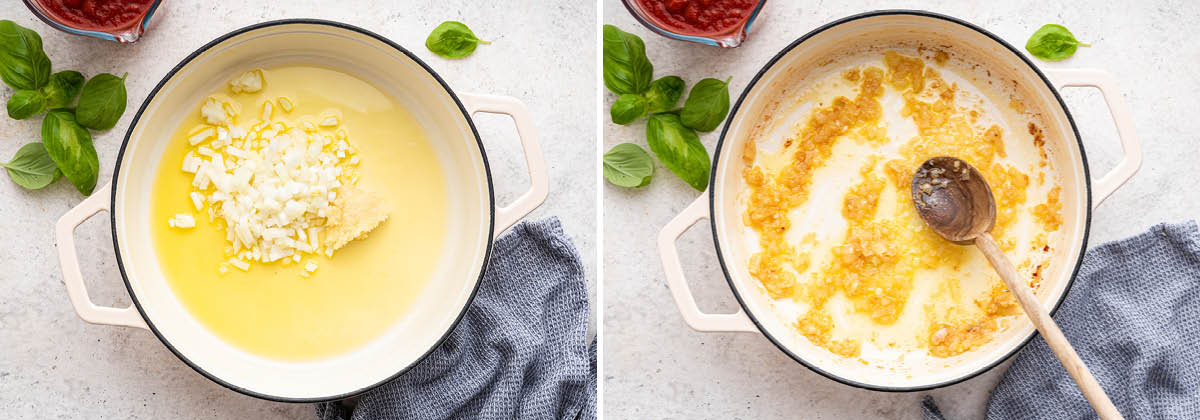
[
  {"left": 315, "top": 217, "right": 596, "bottom": 420},
  {"left": 923, "top": 221, "right": 1200, "bottom": 419}
]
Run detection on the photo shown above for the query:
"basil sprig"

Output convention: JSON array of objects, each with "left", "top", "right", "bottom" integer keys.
[
  {"left": 1025, "top": 24, "right": 1090, "bottom": 61},
  {"left": 1, "top": 142, "right": 59, "bottom": 190},
  {"left": 0, "top": 21, "right": 128, "bottom": 195},
  {"left": 602, "top": 25, "right": 731, "bottom": 191},
  {"left": 602, "top": 143, "right": 654, "bottom": 188},
  {"left": 425, "top": 21, "right": 490, "bottom": 59}
]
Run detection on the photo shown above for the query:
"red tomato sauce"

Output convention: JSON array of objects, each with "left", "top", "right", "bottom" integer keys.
[
  {"left": 37, "top": 0, "right": 154, "bottom": 30},
  {"left": 636, "top": 0, "right": 758, "bottom": 35}
]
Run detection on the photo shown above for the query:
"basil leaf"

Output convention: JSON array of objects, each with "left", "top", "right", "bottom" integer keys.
[
  {"left": 611, "top": 94, "right": 647, "bottom": 125},
  {"left": 7, "top": 89, "right": 45, "bottom": 120},
  {"left": 42, "top": 70, "right": 85, "bottom": 109},
  {"left": 75, "top": 72, "right": 127, "bottom": 130},
  {"left": 644, "top": 76, "right": 685, "bottom": 114},
  {"left": 603, "top": 143, "right": 654, "bottom": 188},
  {"left": 680, "top": 77, "right": 731, "bottom": 132},
  {"left": 646, "top": 114, "right": 710, "bottom": 191},
  {"left": 41, "top": 110, "right": 98, "bottom": 195},
  {"left": 602, "top": 25, "right": 653, "bottom": 95},
  {"left": 1025, "top": 24, "right": 1090, "bottom": 61},
  {"left": 425, "top": 21, "right": 490, "bottom": 59},
  {"left": 0, "top": 20, "right": 52, "bottom": 90},
  {"left": 1, "top": 142, "right": 59, "bottom": 189}
]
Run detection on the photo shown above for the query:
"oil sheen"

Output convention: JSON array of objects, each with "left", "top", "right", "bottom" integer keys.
[{"left": 150, "top": 65, "right": 448, "bottom": 361}]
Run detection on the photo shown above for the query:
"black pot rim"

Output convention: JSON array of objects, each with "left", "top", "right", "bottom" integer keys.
[
  {"left": 706, "top": 9, "right": 1093, "bottom": 392},
  {"left": 108, "top": 18, "right": 495, "bottom": 403}
]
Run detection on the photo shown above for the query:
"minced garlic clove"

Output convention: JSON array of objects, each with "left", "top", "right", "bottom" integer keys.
[
  {"left": 277, "top": 97, "right": 294, "bottom": 113},
  {"left": 322, "top": 185, "right": 391, "bottom": 253},
  {"left": 229, "top": 69, "right": 264, "bottom": 94}
]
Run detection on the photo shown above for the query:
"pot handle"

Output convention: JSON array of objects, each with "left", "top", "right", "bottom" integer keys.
[
  {"left": 1043, "top": 69, "right": 1142, "bottom": 209},
  {"left": 54, "top": 183, "right": 148, "bottom": 330},
  {"left": 459, "top": 93, "right": 549, "bottom": 238},
  {"left": 657, "top": 194, "right": 757, "bottom": 333}
]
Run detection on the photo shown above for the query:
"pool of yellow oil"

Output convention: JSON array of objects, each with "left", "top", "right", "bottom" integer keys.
[{"left": 149, "top": 65, "right": 448, "bottom": 361}]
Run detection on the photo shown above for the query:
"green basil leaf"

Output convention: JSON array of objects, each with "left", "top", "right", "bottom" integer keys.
[
  {"left": 646, "top": 113, "right": 710, "bottom": 191},
  {"left": 602, "top": 25, "right": 653, "bottom": 95},
  {"left": 610, "top": 94, "right": 647, "bottom": 125},
  {"left": 680, "top": 77, "right": 731, "bottom": 132},
  {"left": 1, "top": 142, "right": 58, "bottom": 189},
  {"left": 644, "top": 76, "right": 685, "bottom": 114},
  {"left": 603, "top": 143, "right": 654, "bottom": 188},
  {"left": 0, "top": 20, "right": 52, "bottom": 90},
  {"left": 75, "top": 72, "right": 127, "bottom": 130},
  {"left": 425, "top": 21, "right": 490, "bottom": 59},
  {"left": 42, "top": 70, "right": 85, "bottom": 109},
  {"left": 1025, "top": 24, "right": 1090, "bottom": 61},
  {"left": 41, "top": 110, "right": 98, "bottom": 195},
  {"left": 7, "top": 89, "right": 45, "bottom": 120}
]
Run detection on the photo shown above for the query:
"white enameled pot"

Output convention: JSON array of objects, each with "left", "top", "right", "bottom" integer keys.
[
  {"left": 54, "top": 20, "right": 548, "bottom": 402},
  {"left": 658, "top": 10, "right": 1141, "bottom": 391}
]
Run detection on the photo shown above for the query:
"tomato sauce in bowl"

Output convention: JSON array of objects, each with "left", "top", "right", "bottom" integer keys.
[
  {"left": 637, "top": 0, "right": 758, "bottom": 35},
  {"left": 624, "top": 0, "right": 764, "bottom": 47},
  {"left": 23, "top": 0, "right": 161, "bottom": 43},
  {"left": 37, "top": 0, "right": 154, "bottom": 30}
]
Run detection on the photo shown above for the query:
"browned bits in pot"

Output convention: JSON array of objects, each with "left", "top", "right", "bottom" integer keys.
[
  {"left": 739, "top": 51, "right": 1065, "bottom": 359},
  {"left": 884, "top": 51, "right": 926, "bottom": 93},
  {"left": 842, "top": 68, "right": 861, "bottom": 82},
  {"left": 741, "top": 66, "right": 886, "bottom": 300},
  {"left": 1034, "top": 186, "right": 1064, "bottom": 232},
  {"left": 933, "top": 50, "right": 950, "bottom": 66}
]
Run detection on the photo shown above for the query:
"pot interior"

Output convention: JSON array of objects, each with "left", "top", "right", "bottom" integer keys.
[
  {"left": 711, "top": 12, "right": 1089, "bottom": 389},
  {"left": 112, "top": 22, "right": 492, "bottom": 400}
]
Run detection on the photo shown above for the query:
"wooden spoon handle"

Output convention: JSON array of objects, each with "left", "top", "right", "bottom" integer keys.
[{"left": 975, "top": 233, "right": 1123, "bottom": 420}]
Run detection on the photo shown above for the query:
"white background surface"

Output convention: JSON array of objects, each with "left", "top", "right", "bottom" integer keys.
[
  {"left": 603, "top": 0, "right": 1199, "bottom": 418},
  {"left": 0, "top": 1, "right": 595, "bottom": 418}
]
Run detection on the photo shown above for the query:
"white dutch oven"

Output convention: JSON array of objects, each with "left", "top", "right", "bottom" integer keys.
[
  {"left": 658, "top": 11, "right": 1142, "bottom": 391},
  {"left": 54, "top": 20, "right": 548, "bottom": 401}
]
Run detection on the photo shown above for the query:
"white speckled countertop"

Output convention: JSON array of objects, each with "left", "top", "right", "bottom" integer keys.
[
  {"left": 0, "top": 1, "right": 595, "bottom": 418},
  {"left": 602, "top": 0, "right": 1200, "bottom": 418}
]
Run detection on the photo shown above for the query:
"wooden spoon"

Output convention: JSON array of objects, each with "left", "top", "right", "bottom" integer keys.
[{"left": 911, "top": 157, "right": 1122, "bottom": 420}]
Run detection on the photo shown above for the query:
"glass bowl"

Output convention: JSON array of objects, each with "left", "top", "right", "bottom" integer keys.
[
  {"left": 22, "top": 0, "right": 162, "bottom": 43},
  {"left": 620, "top": 0, "right": 766, "bottom": 48}
]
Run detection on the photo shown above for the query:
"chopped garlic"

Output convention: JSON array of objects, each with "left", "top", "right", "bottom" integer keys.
[
  {"left": 182, "top": 152, "right": 202, "bottom": 173},
  {"left": 168, "top": 214, "right": 196, "bottom": 229},
  {"left": 200, "top": 96, "right": 236, "bottom": 126},
  {"left": 189, "top": 192, "right": 205, "bottom": 210},
  {"left": 189, "top": 127, "right": 216, "bottom": 145},
  {"left": 173, "top": 70, "right": 388, "bottom": 272},
  {"left": 228, "top": 258, "right": 250, "bottom": 271},
  {"left": 304, "top": 261, "right": 318, "bottom": 273},
  {"left": 229, "top": 69, "right": 264, "bottom": 94},
  {"left": 277, "top": 97, "right": 294, "bottom": 112}
]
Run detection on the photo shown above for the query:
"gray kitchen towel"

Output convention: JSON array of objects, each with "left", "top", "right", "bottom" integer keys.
[
  {"left": 315, "top": 217, "right": 596, "bottom": 420},
  {"left": 923, "top": 221, "right": 1200, "bottom": 419}
]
